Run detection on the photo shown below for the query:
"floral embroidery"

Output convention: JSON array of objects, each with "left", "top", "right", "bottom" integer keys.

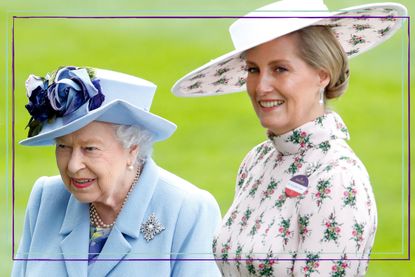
[
  {"left": 299, "top": 214, "right": 312, "bottom": 242},
  {"left": 249, "top": 212, "right": 264, "bottom": 237},
  {"left": 261, "top": 219, "right": 275, "bottom": 245},
  {"left": 276, "top": 218, "right": 293, "bottom": 247},
  {"left": 356, "top": 15, "right": 370, "bottom": 21},
  {"left": 257, "top": 250, "right": 276, "bottom": 276},
  {"left": 245, "top": 250, "right": 256, "bottom": 275},
  {"left": 318, "top": 141, "right": 331, "bottom": 153},
  {"left": 241, "top": 175, "right": 253, "bottom": 193},
  {"left": 381, "top": 16, "right": 397, "bottom": 22},
  {"left": 235, "top": 244, "right": 243, "bottom": 271},
  {"left": 235, "top": 77, "right": 246, "bottom": 87},
  {"left": 331, "top": 255, "right": 350, "bottom": 277},
  {"left": 212, "top": 77, "right": 229, "bottom": 86},
  {"left": 351, "top": 221, "right": 365, "bottom": 250},
  {"left": 260, "top": 180, "right": 279, "bottom": 202},
  {"left": 287, "top": 130, "right": 311, "bottom": 148},
  {"left": 256, "top": 144, "right": 273, "bottom": 161},
  {"left": 339, "top": 156, "right": 357, "bottom": 166},
  {"left": 187, "top": 81, "right": 201, "bottom": 90},
  {"left": 326, "top": 23, "right": 341, "bottom": 28},
  {"left": 364, "top": 186, "right": 373, "bottom": 216},
  {"left": 346, "top": 49, "right": 359, "bottom": 56},
  {"left": 378, "top": 26, "right": 391, "bottom": 36},
  {"left": 335, "top": 120, "right": 348, "bottom": 135},
  {"left": 239, "top": 207, "right": 254, "bottom": 233},
  {"left": 353, "top": 24, "right": 371, "bottom": 31},
  {"left": 313, "top": 179, "right": 332, "bottom": 208},
  {"left": 287, "top": 154, "right": 305, "bottom": 175},
  {"left": 273, "top": 152, "right": 284, "bottom": 169},
  {"left": 249, "top": 177, "right": 262, "bottom": 198},
  {"left": 348, "top": 34, "right": 366, "bottom": 45},
  {"left": 220, "top": 238, "right": 232, "bottom": 261},
  {"left": 215, "top": 67, "right": 230, "bottom": 76},
  {"left": 342, "top": 180, "right": 358, "bottom": 208},
  {"left": 225, "top": 208, "right": 239, "bottom": 229},
  {"left": 237, "top": 170, "right": 248, "bottom": 190},
  {"left": 212, "top": 237, "right": 217, "bottom": 253},
  {"left": 314, "top": 115, "right": 326, "bottom": 126},
  {"left": 302, "top": 252, "right": 321, "bottom": 277},
  {"left": 273, "top": 193, "right": 286, "bottom": 209},
  {"left": 189, "top": 73, "right": 205, "bottom": 81},
  {"left": 322, "top": 212, "right": 342, "bottom": 244},
  {"left": 330, "top": 17, "right": 342, "bottom": 22}
]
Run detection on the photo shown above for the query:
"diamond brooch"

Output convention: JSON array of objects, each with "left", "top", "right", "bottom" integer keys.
[{"left": 140, "top": 213, "right": 165, "bottom": 242}]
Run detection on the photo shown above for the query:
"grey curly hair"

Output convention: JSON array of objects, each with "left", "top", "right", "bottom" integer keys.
[{"left": 114, "top": 124, "right": 153, "bottom": 164}]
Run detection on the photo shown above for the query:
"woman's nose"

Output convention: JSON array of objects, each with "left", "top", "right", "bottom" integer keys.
[
  {"left": 67, "top": 149, "right": 85, "bottom": 174},
  {"left": 256, "top": 73, "right": 274, "bottom": 96}
]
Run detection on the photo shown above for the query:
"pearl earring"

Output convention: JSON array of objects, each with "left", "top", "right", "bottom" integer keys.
[
  {"left": 319, "top": 87, "right": 325, "bottom": 105},
  {"left": 127, "top": 163, "right": 134, "bottom": 171}
]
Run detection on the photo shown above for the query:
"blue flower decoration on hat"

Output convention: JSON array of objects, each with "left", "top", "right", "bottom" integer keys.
[{"left": 25, "top": 66, "right": 105, "bottom": 137}]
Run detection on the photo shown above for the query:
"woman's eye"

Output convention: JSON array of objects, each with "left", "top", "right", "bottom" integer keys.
[
  {"left": 275, "top": 67, "right": 288, "bottom": 73},
  {"left": 84, "top": 146, "right": 98, "bottom": 152},
  {"left": 246, "top": 67, "right": 259, "bottom": 73},
  {"left": 57, "top": 144, "right": 66, "bottom": 149}
]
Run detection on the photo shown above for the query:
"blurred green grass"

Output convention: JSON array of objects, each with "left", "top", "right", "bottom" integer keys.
[{"left": 1, "top": 0, "right": 413, "bottom": 276}]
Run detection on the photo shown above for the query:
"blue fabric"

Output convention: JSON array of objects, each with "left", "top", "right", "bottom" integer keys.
[
  {"left": 12, "top": 159, "right": 222, "bottom": 277},
  {"left": 88, "top": 226, "right": 111, "bottom": 265}
]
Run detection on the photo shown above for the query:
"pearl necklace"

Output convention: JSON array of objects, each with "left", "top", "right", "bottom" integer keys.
[{"left": 89, "top": 166, "right": 141, "bottom": 229}]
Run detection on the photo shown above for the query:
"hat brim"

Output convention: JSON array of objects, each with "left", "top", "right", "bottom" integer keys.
[
  {"left": 19, "top": 100, "right": 177, "bottom": 146},
  {"left": 172, "top": 2, "right": 407, "bottom": 97}
]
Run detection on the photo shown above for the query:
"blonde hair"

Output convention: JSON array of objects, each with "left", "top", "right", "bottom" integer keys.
[{"left": 295, "top": 25, "right": 350, "bottom": 100}]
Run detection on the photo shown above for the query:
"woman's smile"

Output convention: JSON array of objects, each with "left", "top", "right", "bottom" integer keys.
[
  {"left": 71, "top": 178, "right": 96, "bottom": 189},
  {"left": 258, "top": 99, "right": 285, "bottom": 109}
]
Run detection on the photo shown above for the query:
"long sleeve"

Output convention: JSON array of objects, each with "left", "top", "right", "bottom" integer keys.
[
  {"left": 292, "top": 168, "right": 377, "bottom": 276},
  {"left": 170, "top": 189, "right": 222, "bottom": 276},
  {"left": 12, "top": 177, "right": 46, "bottom": 276}
]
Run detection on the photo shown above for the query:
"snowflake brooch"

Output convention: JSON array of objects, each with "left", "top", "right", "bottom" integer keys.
[{"left": 140, "top": 213, "right": 165, "bottom": 242}]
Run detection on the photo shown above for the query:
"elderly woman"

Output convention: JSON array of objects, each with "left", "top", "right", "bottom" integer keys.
[
  {"left": 13, "top": 66, "right": 222, "bottom": 276},
  {"left": 172, "top": 0, "right": 406, "bottom": 276}
]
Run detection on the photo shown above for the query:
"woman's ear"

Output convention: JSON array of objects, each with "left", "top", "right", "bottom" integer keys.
[
  {"left": 128, "top": 144, "right": 139, "bottom": 162},
  {"left": 318, "top": 69, "right": 330, "bottom": 88}
]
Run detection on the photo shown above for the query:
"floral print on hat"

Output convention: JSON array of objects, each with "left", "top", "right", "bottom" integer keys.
[{"left": 174, "top": 7, "right": 404, "bottom": 97}]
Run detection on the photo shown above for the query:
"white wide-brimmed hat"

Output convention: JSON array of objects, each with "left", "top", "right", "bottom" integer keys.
[
  {"left": 20, "top": 66, "right": 177, "bottom": 146},
  {"left": 172, "top": 0, "right": 407, "bottom": 97}
]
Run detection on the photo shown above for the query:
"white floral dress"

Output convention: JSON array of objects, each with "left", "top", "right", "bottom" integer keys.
[{"left": 213, "top": 112, "right": 377, "bottom": 277}]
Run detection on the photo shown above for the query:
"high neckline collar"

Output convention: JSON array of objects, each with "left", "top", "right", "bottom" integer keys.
[{"left": 268, "top": 112, "right": 350, "bottom": 155}]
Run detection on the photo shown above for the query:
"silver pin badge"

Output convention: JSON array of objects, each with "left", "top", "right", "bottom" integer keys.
[{"left": 305, "top": 162, "right": 319, "bottom": 176}]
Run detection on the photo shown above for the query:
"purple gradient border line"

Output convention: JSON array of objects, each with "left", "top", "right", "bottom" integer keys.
[{"left": 11, "top": 14, "right": 410, "bottom": 262}]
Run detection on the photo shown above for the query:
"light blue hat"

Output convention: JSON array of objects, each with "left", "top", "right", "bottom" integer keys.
[{"left": 20, "top": 66, "right": 176, "bottom": 146}]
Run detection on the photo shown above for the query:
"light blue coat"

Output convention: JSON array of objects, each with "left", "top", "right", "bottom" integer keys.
[{"left": 13, "top": 159, "right": 222, "bottom": 276}]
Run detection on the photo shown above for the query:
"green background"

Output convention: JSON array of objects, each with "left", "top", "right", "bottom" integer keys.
[{"left": 0, "top": 0, "right": 413, "bottom": 275}]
